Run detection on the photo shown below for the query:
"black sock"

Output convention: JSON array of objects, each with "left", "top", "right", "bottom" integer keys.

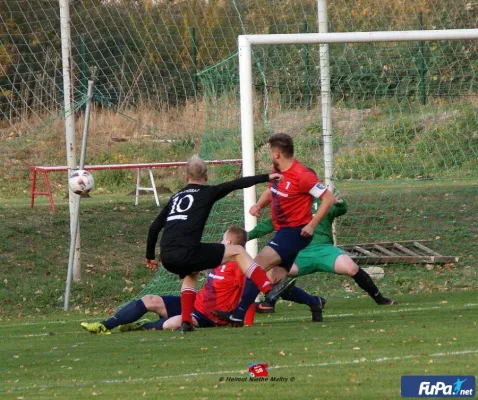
[
  {"left": 142, "top": 317, "right": 167, "bottom": 330},
  {"left": 280, "top": 287, "right": 319, "bottom": 307},
  {"left": 352, "top": 268, "right": 386, "bottom": 304},
  {"left": 103, "top": 299, "right": 148, "bottom": 330}
]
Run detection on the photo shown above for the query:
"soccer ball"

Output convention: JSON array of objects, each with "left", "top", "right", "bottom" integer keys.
[
  {"left": 363, "top": 266, "right": 385, "bottom": 281},
  {"left": 69, "top": 169, "right": 95, "bottom": 195}
]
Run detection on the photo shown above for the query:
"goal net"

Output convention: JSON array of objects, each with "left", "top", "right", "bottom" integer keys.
[
  {"left": 1, "top": 1, "right": 476, "bottom": 304},
  {"left": 137, "top": 28, "right": 478, "bottom": 300}
]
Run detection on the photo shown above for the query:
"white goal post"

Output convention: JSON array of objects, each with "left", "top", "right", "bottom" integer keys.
[{"left": 238, "top": 28, "right": 478, "bottom": 256}]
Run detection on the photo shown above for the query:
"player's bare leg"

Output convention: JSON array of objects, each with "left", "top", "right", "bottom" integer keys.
[
  {"left": 142, "top": 295, "right": 168, "bottom": 317},
  {"left": 222, "top": 244, "right": 272, "bottom": 293},
  {"left": 162, "top": 315, "right": 182, "bottom": 331},
  {"left": 180, "top": 273, "right": 199, "bottom": 332},
  {"left": 333, "top": 254, "right": 359, "bottom": 276},
  {"left": 256, "top": 246, "right": 295, "bottom": 306},
  {"left": 254, "top": 245, "right": 282, "bottom": 272},
  {"left": 267, "top": 265, "right": 289, "bottom": 283},
  {"left": 163, "top": 315, "right": 200, "bottom": 331},
  {"left": 287, "top": 263, "right": 300, "bottom": 277}
]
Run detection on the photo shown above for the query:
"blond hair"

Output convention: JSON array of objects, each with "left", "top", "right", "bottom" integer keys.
[
  {"left": 186, "top": 154, "right": 208, "bottom": 181},
  {"left": 226, "top": 226, "right": 247, "bottom": 247}
]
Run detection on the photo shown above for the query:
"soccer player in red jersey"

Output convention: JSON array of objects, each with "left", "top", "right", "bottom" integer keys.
[
  {"left": 80, "top": 228, "right": 248, "bottom": 334},
  {"left": 193, "top": 237, "right": 246, "bottom": 325},
  {"left": 214, "top": 133, "right": 336, "bottom": 325}
]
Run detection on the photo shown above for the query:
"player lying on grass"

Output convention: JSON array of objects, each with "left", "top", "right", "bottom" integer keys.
[
  {"left": 213, "top": 133, "right": 335, "bottom": 325},
  {"left": 145, "top": 155, "right": 281, "bottom": 332},
  {"left": 81, "top": 227, "right": 248, "bottom": 334},
  {"left": 249, "top": 197, "right": 396, "bottom": 313}
]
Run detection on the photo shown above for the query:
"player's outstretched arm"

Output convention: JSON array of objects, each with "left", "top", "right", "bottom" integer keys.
[
  {"left": 213, "top": 173, "right": 282, "bottom": 201},
  {"left": 145, "top": 203, "right": 170, "bottom": 268},
  {"left": 301, "top": 189, "right": 335, "bottom": 237},
  {"left": 247, "top": 218, "right": 274, "bottom": 241}
]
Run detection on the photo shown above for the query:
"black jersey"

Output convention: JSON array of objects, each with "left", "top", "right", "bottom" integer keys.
[{"left": 146, "top": 174, "right": 269, "bottom": 260}]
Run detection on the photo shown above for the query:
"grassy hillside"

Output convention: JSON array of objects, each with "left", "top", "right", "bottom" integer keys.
[{"left": 1, "top": 98, "right": 477, "bottom": 199}]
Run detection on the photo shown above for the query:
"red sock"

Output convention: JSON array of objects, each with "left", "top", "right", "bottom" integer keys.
[
  {"left": 247, "top": 263, "right": 272, "bottom": 293},
  {"left": 181, "top": 288, "right": 197, "bottom": 325}
]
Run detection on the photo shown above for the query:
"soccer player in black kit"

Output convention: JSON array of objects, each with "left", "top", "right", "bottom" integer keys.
[{"left": 146, "top": 155, "right": 282, "bottom": 332}]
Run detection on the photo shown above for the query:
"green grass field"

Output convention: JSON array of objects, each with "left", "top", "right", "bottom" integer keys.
[
  {"left": 1, "top": 291, "right": 477, "bottom": 399},
  {"left": 1, "top": 179, "right": 476, "bottom": 399}
]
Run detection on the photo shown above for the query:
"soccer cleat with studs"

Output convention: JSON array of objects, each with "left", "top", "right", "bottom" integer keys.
[
  {"left": 118, "top": 318, "right": 151, "bottom": 332},
  {"left": 377, "top": 297, "right": 397, "bottom": 305},
  {"left": 310, "top": 297, "right": 327, "bottom": 322},
  {"left": 264, "top": 277, "right": 297, "bottom": 304},
  {"left": 255, "top": 300, "right": 276, "bottom": 313},
  {"left": 179, "top": 321, "right": 195, "bottom": 333},
  {"left": 80, "top": 321, "right": 111, "bottom": 335}
]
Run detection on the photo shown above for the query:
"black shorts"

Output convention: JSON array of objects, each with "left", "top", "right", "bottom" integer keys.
[
  {"left": 266, "top": 226, "right": 313, "bottom": 272},
  {"left": 160, "top": 243, "right": 226, "bottom": 279}
]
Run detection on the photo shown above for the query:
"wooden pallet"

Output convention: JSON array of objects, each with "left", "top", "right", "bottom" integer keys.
[{"left": 338, "top": 240, "right": 459, "bottom": 265}]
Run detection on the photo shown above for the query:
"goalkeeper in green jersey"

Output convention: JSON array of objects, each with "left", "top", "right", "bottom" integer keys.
[{"left": 248, "top": 197, "right": 395, "bottom": 313}]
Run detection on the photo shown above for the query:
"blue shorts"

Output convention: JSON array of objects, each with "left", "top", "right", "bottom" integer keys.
[
  {"left": 191, "top": 308, "right": 216, "bottom": 328},
  {"left": 266, "top": 226, "right": 313, "bottom": 272},
  {"left": 161, "top": 296, "right": 215, "bottom": 328},
  {"left": 161, "top": 295, "right": 181, "bottom": 318}
]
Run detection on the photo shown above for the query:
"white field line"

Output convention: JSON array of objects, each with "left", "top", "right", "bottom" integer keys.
[
  {"left": 267, "top": 303, "right": 477, "bottom": 323},
  {"left": 6, "top": 332, "right": 85, "bottom": 338},
  {"left": 1, "top": 303, "right": 477, "bottom": 334},
  {"left": 2, "top": 348, "right": 478, "bottom": 393},
  {"left": 0, "top": 320, "right": 72, "bottom": 327}
]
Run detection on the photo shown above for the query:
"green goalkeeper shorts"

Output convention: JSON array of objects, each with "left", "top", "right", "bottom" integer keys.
[{"left": 295, "top": 244, "right": 345, "bottom": 276}]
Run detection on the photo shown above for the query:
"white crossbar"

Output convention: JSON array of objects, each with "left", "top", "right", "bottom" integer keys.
[{"left": 240, "top": 29, "right": 478, "bottom": 45}]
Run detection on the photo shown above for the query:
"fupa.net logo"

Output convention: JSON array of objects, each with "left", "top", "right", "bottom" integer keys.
[{"left": 401, "top": 376, "right": 476, "bottom": 398}]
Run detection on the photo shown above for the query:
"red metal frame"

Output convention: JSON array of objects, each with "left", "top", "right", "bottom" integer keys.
[
  {"left": 29, "top": 159, "right": 242, "bottom": 212},
  {"left": 30, "top": 169, "right": 57, "bottom": 212}
]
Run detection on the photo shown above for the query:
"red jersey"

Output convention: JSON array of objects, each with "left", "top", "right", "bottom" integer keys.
[
  {"left": 269, "top": 160, "right": 326, "bottom": 230},
  {"left": 194, "top": 261, "right": 245, "bottom": 326}
]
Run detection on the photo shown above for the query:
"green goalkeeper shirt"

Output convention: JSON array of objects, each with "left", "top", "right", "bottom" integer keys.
[{"left": 248, "top": 199, "right": 348, "bottom": 246}]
